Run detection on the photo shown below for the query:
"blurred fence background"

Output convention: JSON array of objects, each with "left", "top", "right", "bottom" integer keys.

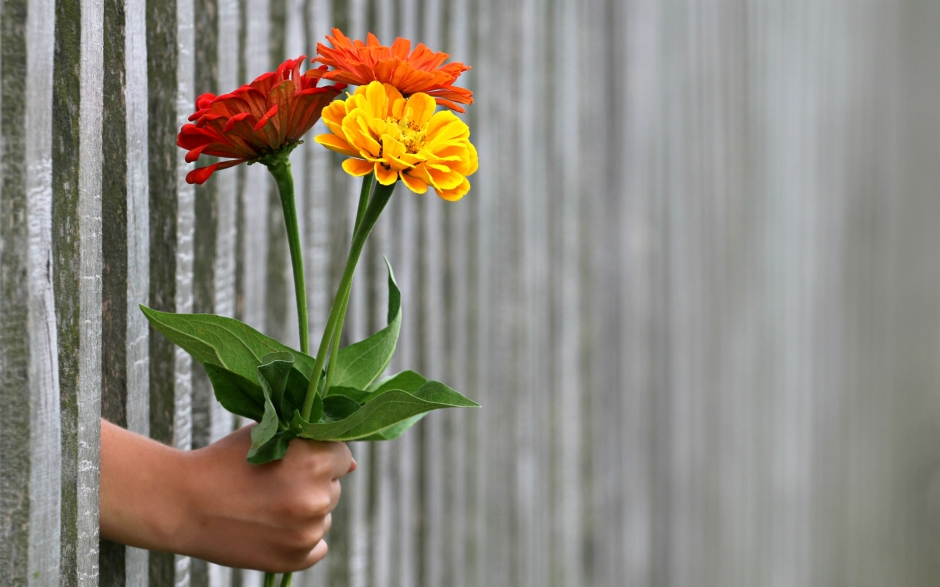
[{"left": 3, "top": 0, "right": 940, "bottom": 585}]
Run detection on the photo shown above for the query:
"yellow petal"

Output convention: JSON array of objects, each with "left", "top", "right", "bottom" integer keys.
[
  {"left": 315, "top": 133, "right": 359, "bottom": 157},
  {"left": 401, "top": 171, "right": 428, "bottom": 194},
  {"left": 374, "top": 163, "right": 398, "bottom": 185},
  {"left": 435, "top": 177, "right": 470, "bottom": 201},
  {"left": 404, "top": 92, "right": 437, "bottom": 126},
  {"left": 342, "top": 158, "right": 374, "bottom": 177},
  {"left": 365, "top": 81, "right": 389, "bottom": 119},
  {"left": 427, "top": 111, "right": 468, "bottom": 143}
]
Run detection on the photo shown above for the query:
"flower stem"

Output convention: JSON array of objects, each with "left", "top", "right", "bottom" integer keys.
[
  {"left": 302, "top": 178, "right": 396, "bottom": 419},
  {"left": 267, "top": 158, "right": 310, "bottom": 355},
  {"left": 322, "top": 175, "right": 373, "bottom": 397},
  {"left": 279, "top": 573, "right": 293, "bottom": 587},
  {"left": 262, "top": 572, "right": 276, "bottom": 587}
]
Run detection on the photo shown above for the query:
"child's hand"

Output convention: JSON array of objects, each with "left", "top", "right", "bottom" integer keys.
[{"left": 99, "top": 419, "right": 356, "bottom": 572}]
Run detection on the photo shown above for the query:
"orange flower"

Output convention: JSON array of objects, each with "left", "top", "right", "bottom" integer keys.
[
  {"left": 178, "top": 56, "right": 345, "bottom": 184},
  {"left": 314, "top": 28, "right": 473, "bottom": 113}
]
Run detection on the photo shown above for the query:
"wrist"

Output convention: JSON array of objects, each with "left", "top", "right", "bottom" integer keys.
[{"left": 99, "top": 420, "right": 197, "bottom": 554}]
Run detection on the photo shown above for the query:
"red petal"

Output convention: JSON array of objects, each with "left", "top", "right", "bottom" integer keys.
[
  {"left": 185, "top": 159, "right": 245, "bottom": 184},
  {"left": 253, "top": 104, "right": 278, "bottom": 131},
  {"left": 223, "top": 111, "right": 251, "bottom": 133},
  {"left": 185, "top": 144, "right": 208, "bottom": 163}
]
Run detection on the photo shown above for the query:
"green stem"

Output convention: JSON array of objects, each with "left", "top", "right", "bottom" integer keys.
[
  {"left": 302, "top": 179, "right": 396, "bottom": 419},
  {"left": 279, "top": 572, "right": 293, "bottom": 587},
  {"left": 322, "top": 176, "right": 373, "bottom": 398},
  {"left": 267, "top": 159, "right": 310, "bottom": 355},
  {"left": 263, "top": 572, "right": 276, "bottom": 587}
]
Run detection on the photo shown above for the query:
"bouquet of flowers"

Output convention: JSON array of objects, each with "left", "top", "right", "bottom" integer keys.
[{"left": 142, "top": 29, "right": 479, "bottom": 585}]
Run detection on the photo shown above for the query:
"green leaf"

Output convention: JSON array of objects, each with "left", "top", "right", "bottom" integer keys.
[
  {"left": 359, "top": 414, "right": 428, "bottom": 441},
  {"left": 140, "top": 306, "right": 317, "bottom": 422},
  {"left": 249, "top": 355, "right": 294, "bottom": 459},
  {"left": 290, "top": 380, "right": 478, "bottom": 441},
  {"left": 246, "top": 430, "right": 294, "bottom": 465},
  {"left": 258, "top": 352, "right": 295, "bottom": 420},
  {"left": 203, "top": 364, "right": 265, "bottom": 421},
  {"left": 322, "top": 395, "right": 361, "bottom": 422},
  {"left": 364, "top": 370, "right": 427, "bottom": 400},
  {"left": 140, "top": 305, "right": 316, "bottom": 379},
  {"left": 331, "top": 258, "right": 401, "bottom": 390},
  {"left": 327, "top": 386, "right": 371, "bottom": 404}
]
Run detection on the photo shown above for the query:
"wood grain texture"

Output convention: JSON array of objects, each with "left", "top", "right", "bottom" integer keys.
[
  {"left": 5, "top": 1, "right": 940, "bottom": 586},
  {"left": 25, "top": 0, "right": 63, "bottom": 583},
  {"left": 0, "top": 2, "right": 28, "bottom": 579}
]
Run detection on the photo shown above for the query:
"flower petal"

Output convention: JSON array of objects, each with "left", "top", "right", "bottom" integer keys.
[{"left": 342, "top": 158, "right": 375, "bottom": 177}]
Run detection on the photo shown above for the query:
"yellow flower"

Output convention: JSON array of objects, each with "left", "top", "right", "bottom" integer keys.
[{"left": 315, "top": 81, "right": 478, "bottom": 201}]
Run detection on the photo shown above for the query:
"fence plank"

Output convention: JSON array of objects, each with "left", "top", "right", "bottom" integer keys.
[{"left": 146, "top": 0, "right": 195, "bottom": 583}]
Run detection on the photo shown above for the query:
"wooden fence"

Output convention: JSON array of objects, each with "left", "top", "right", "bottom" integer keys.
[{"left": 3, "top": 0, "right": 940, "bottom": 586}]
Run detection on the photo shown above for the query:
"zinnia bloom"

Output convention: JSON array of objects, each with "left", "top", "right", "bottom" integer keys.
[
  {"left": 178, "top": 55, "right": 345, "bottom": 184},
  {"left": 314, "top": 29, "right": 473, "bottom": 113},
  {"left": 316, "top": 81, "right": 478, "bottom": 201}
]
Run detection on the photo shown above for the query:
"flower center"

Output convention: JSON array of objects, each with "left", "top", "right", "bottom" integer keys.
[{"left": 386, "top": 110, "right": 427, "bottom": 154}]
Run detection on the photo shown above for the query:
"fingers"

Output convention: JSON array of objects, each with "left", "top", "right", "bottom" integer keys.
[
  {"left": 329, "top": 442, "right": 353, "bottom": 479},
  {"left": 299, "top": 540, "right": 329, "bottom": 570},
  {"left": 328, "top": 479, "right": 342, "bottom": 512}
]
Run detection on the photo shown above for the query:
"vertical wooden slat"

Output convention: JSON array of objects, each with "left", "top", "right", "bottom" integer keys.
[
  {"left": 146, "top": 0, "right": 195, "bottom": 581},
  {"left": 551, "top": 0, "right": 583, "bottom": 584},
  {"left": 0, "top": 0, "right": 61, "bottom": 582},
  {"left": 442, "top": 3, "right": 470, "bottom": 586},
  {"left": 0, "top": 0, "right": 33, "bottom": 582},
  {"left": 238, "top": 0, "right": 269, "bottom": 338},
  {"left": 517, "top": 0, "right": 549, "bottom": 584},
  {"left": 418, "top": 1, "right": 445, "bottom": 586},
  {"left": 467, "top": 0, "right": 496, "bottom": 584},
  {"left": 26, "top": 0, "right": 63, "bottom": 582},
  {"left": 100, "top": 0, "right": 151, "bottom": 584},
  {"left": 53, "top": 0, "right": 104, "bottom": 581}
]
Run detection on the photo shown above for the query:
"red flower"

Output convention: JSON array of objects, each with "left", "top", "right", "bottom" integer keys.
[
  {"left": 178, "top": 56, "right": 346, "bottom": 184},
  {"left": 314, "top": 28, "right": 472, "bottom": 113}
]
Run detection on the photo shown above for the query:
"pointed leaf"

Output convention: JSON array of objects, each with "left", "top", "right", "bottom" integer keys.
[
  {"left": 247, "top": 430, "right": 294, "bottom": 465},
  {"left": 249, "top": 365, "right": 284, "bottom": 458},
  {"left": 290, "top": 380, "right": 478, "bottom": 441},
  {"left": 364, "top": 370, "right": 427, "bottom": 401},
  {"left": 258, "top": 352, "right": 295, "bottom": 419},
  {"left": 359, "top": 414, "right": 428, "bottom": 441},
  {"left": 332, "top": 258, "right": 401, "bottom": 389},
  {"left": 141, "top": 306, "right": 317, "bottom": 422},
  {"left": 322, "top": 395, "right": 361, "bottom": 422},
  {"left": 327, "top": 386, "right": 371, "bottom": 404},
  {"left": 140, "top": 305, "right": 317, "bottom": 381},
  {"left": 203, "top": 363, "right": 265, "bottom": 421}
]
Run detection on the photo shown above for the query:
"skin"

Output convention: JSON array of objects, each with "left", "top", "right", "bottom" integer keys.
[{"left": 99, "top": 419, "right": 356, "bottom": 572}]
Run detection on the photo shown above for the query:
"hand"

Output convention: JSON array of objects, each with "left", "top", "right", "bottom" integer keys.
[{"left": 99, "top": 419, "right": 356, "bottom": 572}]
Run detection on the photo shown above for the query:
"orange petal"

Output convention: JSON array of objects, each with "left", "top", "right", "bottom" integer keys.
[
  {"left": 315, "top": 133, "right": 359, "bottom": 157},
  {"left": 342, "top": 158, "right": 374, "bottom": 176},
  {"left": 401, "top": 171, "right": 428, "bottom": 194}
]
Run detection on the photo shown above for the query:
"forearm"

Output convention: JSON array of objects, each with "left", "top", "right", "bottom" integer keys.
[{"left": 99, "top": 418, "right": 194, "bottom": 552}]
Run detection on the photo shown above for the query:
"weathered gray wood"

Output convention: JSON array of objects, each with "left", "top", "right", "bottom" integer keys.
[
  {"left": 7, "top": 1, "right": 940, "bottom": 586},
  {"left": 441, "top": 3, "right": 470, "bottom": 585},
  {"left": 21, "top": 0, "right": 64, "bottom": 584},
  {"left": 146, "top": 0, "right": 195, "bottom": 582},
  {"left": 551, "top": 0, "right": 583, "bottom": 585},
  {"left": 0, "top": 0, "right": 61, "bottom": 584},
  {"left": 99, "top": 0, "right": 151, "bottom": 583}
]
